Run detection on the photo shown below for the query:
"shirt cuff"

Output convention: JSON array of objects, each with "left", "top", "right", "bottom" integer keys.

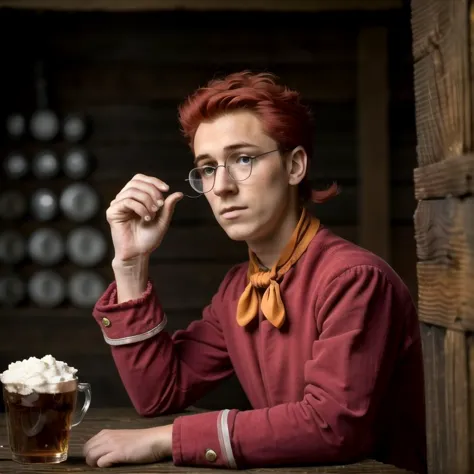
[
  {"left": 172, "top": 410, "right": 238, "bottom": 469},
  {"left": 92, "top": 280, "right": 166, "bottom": 345}
]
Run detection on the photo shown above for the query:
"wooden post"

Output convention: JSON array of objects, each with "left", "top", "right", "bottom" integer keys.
[
  {"left": 410, "top": 0, "right": 474, "bottom": 473},
  {"left": 357, "top": 27, "right": 390, "bottom": 261}
]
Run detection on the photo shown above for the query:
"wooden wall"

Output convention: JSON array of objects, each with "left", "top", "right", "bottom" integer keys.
[{"left": 0, "top": 6, "right": 417, "bottom": 410}]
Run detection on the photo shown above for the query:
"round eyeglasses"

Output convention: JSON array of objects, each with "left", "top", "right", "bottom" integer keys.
[{"left": 186, "top": 149, "right": 280, "bottom": 195}]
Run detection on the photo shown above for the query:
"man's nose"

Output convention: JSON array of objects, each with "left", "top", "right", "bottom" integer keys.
[{"left": 213, "top": 166, "right": 237, "bottom": 196}]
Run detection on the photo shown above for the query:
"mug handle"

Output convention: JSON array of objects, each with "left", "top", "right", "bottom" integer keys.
[{"left": 71, "top": 382, "right": 91, "bottom": 428}]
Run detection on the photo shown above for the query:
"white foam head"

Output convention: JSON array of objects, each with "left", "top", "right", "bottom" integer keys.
[{"left": 0, "top": 355, "right": 78, "bottom": 395}]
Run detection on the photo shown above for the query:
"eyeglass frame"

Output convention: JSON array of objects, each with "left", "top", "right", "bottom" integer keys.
[{"left": 184, "top": 148, "right": 283, "bottom": 196}]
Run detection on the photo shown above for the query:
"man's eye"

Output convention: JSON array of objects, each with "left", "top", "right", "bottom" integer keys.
[
  {"left": 237, "top": 155, "right": 252, "bottom": 165},
  {"left": 202, "top": 166, "right": 215, "bottom": 176}
]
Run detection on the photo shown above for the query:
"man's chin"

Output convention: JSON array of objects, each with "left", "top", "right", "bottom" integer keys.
[{"left": 219, "top": 222, "right": 254, "bottom": 242}]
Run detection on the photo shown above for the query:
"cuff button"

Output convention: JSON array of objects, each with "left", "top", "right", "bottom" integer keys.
[
  {"left": 102, "top": 317, "right": 111, "bottom": 327},
  {"left": 205, "top": 449, "right": 217, "bottom": 462}
]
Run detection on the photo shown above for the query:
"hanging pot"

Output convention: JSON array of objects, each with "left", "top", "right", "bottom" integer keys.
[
  {"left": 66, "top": 226, "right": 107, "bottom": 267},
  {"left": 3, "top": 152, "right": 29, "bottom": 179},
  {"left": 60, "top": 183, "right": 100, "bottom": 222},
  {"left": 0, "top": 230, "right": 27, "bottom": 264},
  {"left": 0, "top": 190, "right": 28, "bottom": 220},
  {"left": 32, "top": 149, "right": 61, "bottom": 179},
  {"left": 29, "top": 60, "right": 59, "bottom": 142},
  {"left": 63, "top": 147, "right": 92, "bottom": 180},
  {"left": 68, "top": 270, "right": 106, "bottom": 308},
  {"left": 28, "top": 270, "right": 66, "bottom": 308},
  {"left": 30, "top": 188, "right": 58, "bottom": 222},
  {"left": 28, "top": 228, "right": 65, "bottom": 266},
  {"left": 5, "top": 113, "right": 26, "bottom": 140},
  {"left": 0, "top": 275, "right": 26, "bottom": 307},
  {"left": 63, "top": 113, "right": 87, "bottom": 143}
]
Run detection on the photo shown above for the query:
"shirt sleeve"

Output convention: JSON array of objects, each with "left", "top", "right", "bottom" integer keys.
[
  {"left": 92, "top": 271, "right": 237, "bottom": 416},
  {"left": 171, "top": 265, "right": 413, "bottom": 469}
]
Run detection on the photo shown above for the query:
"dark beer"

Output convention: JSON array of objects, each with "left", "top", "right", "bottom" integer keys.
[{"left": 2, "top": 385, "right": 77, "bottom": 463}]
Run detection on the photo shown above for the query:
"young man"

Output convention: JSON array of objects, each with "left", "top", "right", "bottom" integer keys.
[{"left": 83, "top": 71, "right": 427, "bottom": 473}]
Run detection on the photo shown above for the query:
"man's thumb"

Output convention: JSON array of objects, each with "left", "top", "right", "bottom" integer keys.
[{"left": 158, "top": 192, "right": 183, "bottom": 227}]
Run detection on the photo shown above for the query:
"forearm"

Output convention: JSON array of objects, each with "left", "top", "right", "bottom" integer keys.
[{"left": 172, "top": 396, "right": 372, "bottom": 469}]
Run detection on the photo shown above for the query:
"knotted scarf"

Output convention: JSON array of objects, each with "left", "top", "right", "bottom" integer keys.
[{"left": 236, "top": 208, "right": 320, "bottom": 328}]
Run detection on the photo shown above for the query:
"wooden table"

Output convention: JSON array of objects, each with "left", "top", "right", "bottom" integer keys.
[{"left": 0, "top": 408, "right": 413, "bottom": 473}]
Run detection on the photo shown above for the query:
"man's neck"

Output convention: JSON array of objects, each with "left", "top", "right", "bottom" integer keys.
[{"left": 248, "top": 205, "right": 301, "bottom": 270}]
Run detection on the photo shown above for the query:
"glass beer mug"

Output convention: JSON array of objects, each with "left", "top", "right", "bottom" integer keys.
[{"left": 2, "top": 378, "right": 91, "bottom": 464}]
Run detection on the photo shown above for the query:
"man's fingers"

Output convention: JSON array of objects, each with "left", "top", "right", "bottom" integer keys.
[
  {"left": 120, "top": 174, "right": 169, "bottom": 195},
  {"left": 96, "top": 451, "right": 119, "bottom": 468}
]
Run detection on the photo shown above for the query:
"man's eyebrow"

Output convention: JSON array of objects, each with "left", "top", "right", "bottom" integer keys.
[{"left": 194, "top": 142, "right": 259, "bottom": 164}]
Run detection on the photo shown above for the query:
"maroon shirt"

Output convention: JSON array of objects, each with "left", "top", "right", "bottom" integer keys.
[{"left": 93, "top": 226, "right": 427, "bottom": 473}]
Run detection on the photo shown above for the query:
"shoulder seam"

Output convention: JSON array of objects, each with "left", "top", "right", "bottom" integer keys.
[{"left": 327, "top": 263, "right": 394, "bottom": 289}]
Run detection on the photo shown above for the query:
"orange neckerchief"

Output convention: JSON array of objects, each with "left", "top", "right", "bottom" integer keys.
[{"left": 236, "top": 208, "right": 320, "bottom": 329}]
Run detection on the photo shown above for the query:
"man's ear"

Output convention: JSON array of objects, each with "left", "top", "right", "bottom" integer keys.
[{"left": 286, "top": 146, "right": 307, "bottom": 186}]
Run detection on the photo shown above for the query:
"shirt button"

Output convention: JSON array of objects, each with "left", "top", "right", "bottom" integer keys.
[
  {"left": 102, "top": 317, "right": 111, "bottom": 327},
  {"left": 205, "top": 448, "right": 217, "bottom": 462}
]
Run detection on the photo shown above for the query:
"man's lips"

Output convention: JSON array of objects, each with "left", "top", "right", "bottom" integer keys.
[{"left": 220, "top": 206, "right": 247, "bottom": 216}]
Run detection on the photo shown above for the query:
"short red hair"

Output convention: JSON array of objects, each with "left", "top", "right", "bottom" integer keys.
[{"left": 178, "top": 71, "right": 338, "bottom": 203}]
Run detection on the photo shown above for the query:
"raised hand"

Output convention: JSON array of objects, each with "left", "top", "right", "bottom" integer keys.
[{"left": 106, "top": 174, "right": 183, "bottom": 262}]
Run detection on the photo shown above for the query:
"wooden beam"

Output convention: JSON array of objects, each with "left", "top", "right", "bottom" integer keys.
[
  {"left": 414, "top": 198, "right": 474, "bottom": 265},
  {"left": 357, "top": 27, "right": 390, "bottom": 261},
  {"left": 417, "top": 262, "right": 474, "bottom": 330},
  {"left": 414, "top": 198, "right": 474, "bottom": 330},
  {"left": 420, "top": 324, "right": 448, "bottom": 474},
  {"left": 414, "top": 154, "right": 474, "bottom": 200},
  {"left": 0, "top": 0, "right": 403, "bottom": 11},
  {"left": 444, "top": 329, "right": 470, "bottom": 474}
]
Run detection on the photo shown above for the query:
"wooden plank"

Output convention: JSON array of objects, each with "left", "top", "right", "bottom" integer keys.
[
  {"left": 414, "top": 154, "right": 474, "bottom": 199},
  {"left": 357, "top": 27, "right": 390, "bottom": 261},
  {"left": 420, "top": 323, "right": 447, "bottom": 474},
  {"left": 444, "top": 329, "right": 470, "bottom": 474},
  {"left": 411, "top": 0, "right": 471, "bottom": 166},
  {"left": 415, "top": 198, "right": 474, "bottom": 328},
  {"left": 469, "top": 333, "right": 474, "bottom": 471},
  {"left": 411, "top": 0, "right": 450, "bottom": 62},
  {"left": 416, "top": 262, "right": 474, "bottom": 330},
  {"left": 0, "top": 0, "right": 403, "bottom": 12},
  {"left": 414, "top": 198, "right": 474, "bottom": 265}
]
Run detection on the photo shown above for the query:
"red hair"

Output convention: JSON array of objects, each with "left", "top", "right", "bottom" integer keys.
[{"left": 178, "top": 71, "right": 338, "bottom": 203}]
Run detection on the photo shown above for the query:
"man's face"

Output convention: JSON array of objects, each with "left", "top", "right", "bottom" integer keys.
[{"left": 192, "top": 110, "right": 293, "bottom": 242}]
